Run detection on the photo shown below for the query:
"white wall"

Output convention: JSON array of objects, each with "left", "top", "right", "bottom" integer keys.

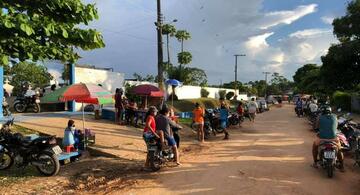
[
  {"left": 74, "top": 67, "right": 125, "bottom": 110},
  {"left": 124, "top": 81, "right": 250, "bottom": 101}
]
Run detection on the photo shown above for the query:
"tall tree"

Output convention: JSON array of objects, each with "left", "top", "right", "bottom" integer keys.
[
  {"left": 0, "top": 0, "right": 105, "bottom": 66},
  {"left": 162, "top": 24, "right": 176, "bottom": 65},
  {"left": 175, "top": 30, "right": 191, "bottom": 52},
  {"left": 320, "top": 0, "right": 360, "bottom": 92}
]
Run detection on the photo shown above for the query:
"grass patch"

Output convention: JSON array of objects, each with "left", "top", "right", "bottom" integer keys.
[
  {"left": 178, "top": 118, "right": 193, "bottom": 127},
  {"left": 11, "top": 125, "right": 39, "bottom": 135}
]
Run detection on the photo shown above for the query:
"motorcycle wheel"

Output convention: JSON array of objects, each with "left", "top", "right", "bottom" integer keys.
[
  {"left": 0, "top": 151, "right": 13, "bottom": 170},
  {"left": 149, "top": 150, "right": 161, "bottom": 172},
  {"left": 33, "top": 103, "right": 41, "bottom": 113},
  {"left": 14, "top": 103, "right": 26, "bottom": 113},
  {"left": 231, "top": 118, "right": 240, "bottom": 126},
  {"left": 35, "top": 151, "right": 60, "bottom": 176},
  {"left": 215, "top": 128, "right": 224, "bottom": 133},
  {"left": 326, "top": 162, "right": 334, "bottom": 178}
]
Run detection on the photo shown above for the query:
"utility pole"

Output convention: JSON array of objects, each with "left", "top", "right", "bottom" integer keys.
[
  {"left": 263, "top": 71, "right": 271, "bottom": 98},
  {"left": 156, "top": 0, "right": 164, "bottom": 91},
  {"left": 234, "top": 54, "right": 246, "bottom": 96}
]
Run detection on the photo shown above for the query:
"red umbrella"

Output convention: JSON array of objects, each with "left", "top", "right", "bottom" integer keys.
[
  {"left": 132, "top": 84, "right": 161, "bottom": 96},
  {"left": 131, "top": 84, "right": 164, "bottom": 108}
]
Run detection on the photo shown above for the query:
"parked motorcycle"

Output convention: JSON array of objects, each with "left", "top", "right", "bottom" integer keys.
[
  {"left": 13, "top": 89, "right": 41, "bottom": 113},
  {"left": 228, "top": 112, "right": 240, "bottom": 126},
  {"left": 318, "top": 141, "right": 341, "bottom": 178},
  {"left": 0, "top": 119, "right": 61, "bottom": 176}
]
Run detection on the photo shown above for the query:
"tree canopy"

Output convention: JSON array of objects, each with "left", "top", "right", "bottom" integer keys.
[
  {"left": 10, "top": 61, "right": 53, "bottom": 95},
  {"left": 0, "top": 0, "right": 105, "bottom": 66}
]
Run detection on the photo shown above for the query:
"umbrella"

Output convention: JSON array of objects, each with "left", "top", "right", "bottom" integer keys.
[
  {"left": 131, "top": 84, "right": 164, "bottom": 108},
  {"left": 41, "top": 83, "right": 114, "bottom": 149},
  {"left": 166, "top": 79, "right": 182, "bottom": 106}
]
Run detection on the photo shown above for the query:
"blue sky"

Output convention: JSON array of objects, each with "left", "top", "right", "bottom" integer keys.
[{"left": 48, "top": 0, "right": 348, "bottom": 84}]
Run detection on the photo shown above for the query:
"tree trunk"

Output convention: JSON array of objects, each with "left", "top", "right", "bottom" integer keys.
[{"left": 167, "top": 34, "right": 170, "bottom": 64}]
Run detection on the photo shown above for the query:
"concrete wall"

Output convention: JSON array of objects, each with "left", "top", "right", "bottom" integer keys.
[
  {"left": 124, "top": 81, "right": 250, "bottom": 101},
  {"left": 74, "top": 67, "right": 125, "bottom": 111}
]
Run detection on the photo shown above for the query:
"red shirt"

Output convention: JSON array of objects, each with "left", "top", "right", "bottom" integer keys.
[
  {"left": 144, "top": 115, "right": 156, "bottom": 134},
  {"left": 237, "top": 106, "right": 244, "bottom": 115}
]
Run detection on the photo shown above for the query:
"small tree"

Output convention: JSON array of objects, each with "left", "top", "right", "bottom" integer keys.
[
  {"left": 219, "top": 90, "right": 226, "bottom": 99},
  {"left": 10, "top": 62, "right": 53, "bottom": 95},
  {"left": 201, "top": 88, "right": 210, "bottom": 98},
  {"left": 226, "top": 91, "right": 235, "bottom": 100},
  {"left": 177, "top": 51, "right": 192, "bottom": 65}
]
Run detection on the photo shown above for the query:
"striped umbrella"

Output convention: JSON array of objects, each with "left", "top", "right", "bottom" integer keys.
[{"left": 41, "top": 83, "right": 114, "bottom": 148}]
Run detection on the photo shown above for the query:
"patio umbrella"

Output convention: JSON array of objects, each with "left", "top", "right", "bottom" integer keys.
[
  {"left": 166, "top": 79, "right": 182, "bottom": 106},
  {"left": 41, "top": 83, "right": 114, "bottom": 148},
  {"left": 131, "top": 84, "right": 164, "bottom": 108}
]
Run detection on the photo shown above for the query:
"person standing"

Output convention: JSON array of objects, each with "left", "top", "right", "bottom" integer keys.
[
  {"left": 193, "top": 103, "right": 205, "bottom": 143},
  {"left": 115, "top": 88, "right": 124, "bottom": 125},
  {"left": 247, "top": 98, "right": 258, "bottom": 123},
  {"left": 236, "top": 101, "right": 244, "bottom": 127},
  {"left": 219, "top": 103, "right": 230, "bottom": 139}
]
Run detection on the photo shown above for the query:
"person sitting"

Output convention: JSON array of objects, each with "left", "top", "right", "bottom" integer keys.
[
  {"left": 312, "top": 106, "right": 344, "bottom": 171},
  {"left": 126, "top": 98, "right": 138, "bottom": 126},
  {"left": 156, "top": 106, "right": 181, "bottom": 166},
  {"left": 63, "top": 120, "right": 76, "bottom": 149},
  {"left": 193, "top": 103, "right": 205, "bottom": 143},
  {"left": 143, "top": 106, "right": 160, "bottom": 168}
]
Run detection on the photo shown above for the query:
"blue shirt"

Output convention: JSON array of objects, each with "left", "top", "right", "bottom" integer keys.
[
  {"left": 319, "top": 114, "right": 338, "bottom": 139},
  {"left": 219, "top": 108, "right": 229, "bottom": 121},
  {"left": 296, "top": 100, "right": 302, "bottom": 108}
]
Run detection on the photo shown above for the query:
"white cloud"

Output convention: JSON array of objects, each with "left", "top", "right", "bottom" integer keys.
[
  {"left": 69, "top": 1, "right": 337, "bottom": 84},
  {"left": 260, "top": 4, "right": 318, "bottom": 29},
  {"left": 289, "top": 28, "right": 332, "bottom": 38},
  {"left": 321, "top": 16, "right": 335, "bottom": 24}
]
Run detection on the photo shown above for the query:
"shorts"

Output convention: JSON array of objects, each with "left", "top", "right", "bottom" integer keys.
[
  {"left": 194, "top": 122, "right": 204, "bottom": 126},
  {"left": 220, "top": 119, "right": 227, "bottom": 129},
  {"left": 166, "top": 136, "right": 177, "bottom": 147},
  {"left": 314, "top": 137, "right": 341, "bottom": 148},
  {"left": 249, "top": 113, "right": 256, "bottom": 119}
]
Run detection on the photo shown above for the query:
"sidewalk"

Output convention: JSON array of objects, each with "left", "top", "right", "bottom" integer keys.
[{"left": 15, "top": 112, "right": 148, "bottom": 161}]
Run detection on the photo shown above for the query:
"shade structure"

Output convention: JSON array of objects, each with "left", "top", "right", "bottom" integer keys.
[
  {"left": 41, "top": 83, "right": 114, "bottom": 149},
  {"left": 41, "top": 83, "right": 114, "bottom": 105},
  {"left": 132, "top": 84, "right": 160, "bottom": 96},
  {"left": 166, "top": 79, "right": 182, "bottom": 87}
]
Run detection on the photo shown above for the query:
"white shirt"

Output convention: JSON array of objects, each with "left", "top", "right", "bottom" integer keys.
[
  {"left": 309, "top": 103, "right": 318, "bottom": 113},
  {"left": 247, "top": 101, "right": 258, "bottom": 113}
]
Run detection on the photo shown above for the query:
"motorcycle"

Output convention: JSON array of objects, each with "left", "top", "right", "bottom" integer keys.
[
  {"left": 295, "top": 107, "right": 303, "bottom": 117},
  {"left": 0, "top": 119, "right": 61, "bottom": 176},
  {"left": 228, "top": 112, "right": 241, "bottom": 126},
  {"left": 13, "top": 90, "right": 41, "bottom": 113},
  {"left": 338, "top": 116, "right": 360, "bottom": 152},
  {"left": 318, "top": 141, "right": 341, "bottom": 178}
]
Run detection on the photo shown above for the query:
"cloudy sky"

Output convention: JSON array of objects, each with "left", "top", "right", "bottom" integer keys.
[{"left": 49, "top": 0, "right": 348, "bottom": 84}]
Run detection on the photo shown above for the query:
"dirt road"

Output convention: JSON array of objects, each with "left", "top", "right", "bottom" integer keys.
[{"left": 125, "top": 104, "right": 360, "bottom": 195}]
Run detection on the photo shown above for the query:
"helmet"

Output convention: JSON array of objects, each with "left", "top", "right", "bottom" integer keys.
[{"left": 321, "top": 106, "right": 332, "bottom": 115}]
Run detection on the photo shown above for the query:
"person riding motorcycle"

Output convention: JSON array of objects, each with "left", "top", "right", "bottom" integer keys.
[
  {"left": 312, "top": 106, "right": 344, "bottom": 171},
  {"left": 309, "top": 100, "right": 319, "bottom": 117},
  {"left": 155, "top": 106, "right": 181, "bottom": 166}
]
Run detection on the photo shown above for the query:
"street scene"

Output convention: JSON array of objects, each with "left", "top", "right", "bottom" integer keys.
[{"left": 1, "top": 0, "right": 360, "bottom": 195}]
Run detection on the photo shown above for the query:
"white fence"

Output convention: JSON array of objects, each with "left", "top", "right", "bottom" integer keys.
[
  {"left": 125, "top": 81, "right": 250, "bottom": 101},
  {"left": 74, "top": 67, "right": 125, "bottom": 110}
]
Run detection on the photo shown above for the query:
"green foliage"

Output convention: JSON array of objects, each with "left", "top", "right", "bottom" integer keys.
[
  {"left": 177, "top": 51, "right": 192, "bottom": 65},
  {"left": 61, "top": 64, "right": 70, "bottom": 84},
  {"left": 200, "top": 88, "right": 210, "bottom": 98},
  {"left": 333, "top": 0, "right": 360, "bottom": 42},
  {"left": 321, "top": 41, "right": 360, "bottom": 92},
  {"left": 268, "top": 73, "right": 293, "bottom": 95},
  {"left": 175, "top": 30, "right": 191, "bottom": 43},
  {"left": 0, "top": 0, "right": 105, "bottom": 66},
  {"left": 162, "top": 24, "right": 177, "bottom": 36},
  {"left": 248, "top": 80, "right": 266, "bottom": 97},
  {"left": 10, "top": 62, "right": 53, "bottom": 95},
  {"left": 293, "top": 64, "right": 323, "bottom": 94},
  {"left": 218, "top": 90, "right": 226, "bottom": 99},
  {"left": 167, "top": 65, "right": 207, "bottom": 86},
  {"left": 226, "top": 91, "right": 235, "bottom": 100},
  {"left": 133, "top": 73, "right": 155, "bottom": 82},
  {"left": 332, "top": 91, "right": 352, "bottom": 111}
]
